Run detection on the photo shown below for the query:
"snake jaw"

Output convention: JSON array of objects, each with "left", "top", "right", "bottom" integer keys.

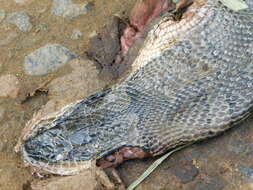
[{"left": 21, "top": 146, "right": 94, "bottom": 176}]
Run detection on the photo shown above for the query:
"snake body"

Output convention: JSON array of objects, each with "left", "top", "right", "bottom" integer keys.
[{"left": 18, "top": 0, "right": 253, "bottom": 175}]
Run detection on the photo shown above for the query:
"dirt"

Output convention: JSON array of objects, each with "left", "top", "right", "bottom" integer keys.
[
  {"left": 0, "top": 0, "right": 135, "bottom": 189},
  {"left": 0, "top": 0, "right": 253, "bottom": 190}
]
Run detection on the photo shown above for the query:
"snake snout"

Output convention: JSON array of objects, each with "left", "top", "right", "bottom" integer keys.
[{"left": 23, "top": 126, "right": 98, "bottom": 165}]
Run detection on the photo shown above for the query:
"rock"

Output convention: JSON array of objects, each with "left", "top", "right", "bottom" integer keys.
[
  {"left": 0, "top": 10, "right": 6, "bottom": 23},
  {"left": 31, "top": 170, "right": 100, "bottom": 190},
  {"left": 71, "top": 29, "right": 82, "bottom": 40},
  {"left": 171, "top": 162, "right": 199, "bottom": 184},
  {"left": 24, "top": 44, "right": 76, "bottom": 75},
  {"left": 87, "top": 16, "right": 123, "bottom": 80},
  {"left": 238, "top": 166, "right": 253, "bottom": 182},
  {"left": 87, "top": 16, "right": 121, "bottom": 69},
  {"left": 31, "top": 167, "right": 114, "bottom": 190},
  {"left": 51, "top": 0, "right": 93, "bottom": 19},
  {"left": 21, "top": 57, "right": 110, "bottom": 123},
  {"left": 0, "top": 74, "right": 20, "bottom": 99},
  {"left": 6, "top": 11, "right": 32, "bottom": 32},
  {"left": 48, "top": 58, "right": 109, "bottom": 103}
]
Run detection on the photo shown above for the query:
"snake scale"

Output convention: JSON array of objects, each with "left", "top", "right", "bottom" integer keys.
[{"left": 17, "top": 0, "right": 253, "bottom": 175}]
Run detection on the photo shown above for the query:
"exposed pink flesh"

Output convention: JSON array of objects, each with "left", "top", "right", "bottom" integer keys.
[
  {"left": 97, "top": 147, "right": 150, "bottom": 168},
  {"left": 98, "top": 1, "right": 172, "bottom": 167},
  {"left": 120, "top": 27, "right": 142, "bottom": 55},
  {"left": 121, "top": 0, "right": 171, "bottom": 55},
  {"left": 130, "top": 0, "right": 170, "bottom": 32}
]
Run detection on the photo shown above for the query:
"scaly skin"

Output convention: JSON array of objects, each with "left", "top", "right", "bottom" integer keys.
[{"left": 17, "top": 0, "right": 253, "bottom": 175}]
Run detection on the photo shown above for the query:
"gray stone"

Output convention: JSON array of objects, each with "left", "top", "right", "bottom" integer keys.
[
  {"left": 238, "top": 165, "right": 253, "bottom": 182},
  {"left": 6, "top": 11, "right": 32, "bottom": 32},
  {"left": 0, "top": 10, "right": 6, "bottom": 23},
  {"left": 51, "top": 0, "right": 92, "bottom": 19},
  {"left": 24, "top": 44, "right": 77, "bottom": 75},
  {"left": 71, "top": 29, "right": 82, "bottom": 40}
]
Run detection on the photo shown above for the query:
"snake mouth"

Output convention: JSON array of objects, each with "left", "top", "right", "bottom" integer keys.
[
  {"left": 20, "top": 142, "right": 149, "bottom": 175},
  {"left": 19, "top": 121, "right": 99, "bottom": 175},
  {"left": 21, "top": 145, "right": 94, "bottom": 176},
  {"left": 20, "top": 127, "right": 124, "bottom": 175},
  {"left": 21, "top": 134, "right": 150, "bottom": 175}
]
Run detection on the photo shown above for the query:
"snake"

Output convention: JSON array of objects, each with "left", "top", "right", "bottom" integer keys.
[{"left": 16, "top": 0, "right": 253, "bottom": 175}]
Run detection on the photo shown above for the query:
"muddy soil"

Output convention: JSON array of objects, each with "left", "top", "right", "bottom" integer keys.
[{"left": 0, "top": 0, "right": 253, "bottom": 190}]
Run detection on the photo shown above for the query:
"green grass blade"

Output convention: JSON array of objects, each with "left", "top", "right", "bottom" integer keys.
[
  {"left": 126, "top": 143, "right": 194, "bottom": 190},
  {"left": 219, "top": 0, "right": 248, "bottom": 11}
]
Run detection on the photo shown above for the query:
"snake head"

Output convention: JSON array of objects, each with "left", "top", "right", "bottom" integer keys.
[{"left": 18, "top": 89, "right": 140, "bottom": 175}]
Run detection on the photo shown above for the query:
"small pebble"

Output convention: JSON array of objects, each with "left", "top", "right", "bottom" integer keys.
[
  {"left": 0, "top": 74, "right": 20, "bottom": 99},
  {"left": 71, "top": 29, "right": 82, "bottom": 40},
  {"left": 0, "top": 10, "right": 6, "bottom": 23},
  {"left": 6, "top": 11, "right": 32, "bottom": 32},
  {"left": 51, "top": 0, "right": 92, "bottom": 19},
  {"left": 24, "top": 44, "right": 77, "bottom": 75}
]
